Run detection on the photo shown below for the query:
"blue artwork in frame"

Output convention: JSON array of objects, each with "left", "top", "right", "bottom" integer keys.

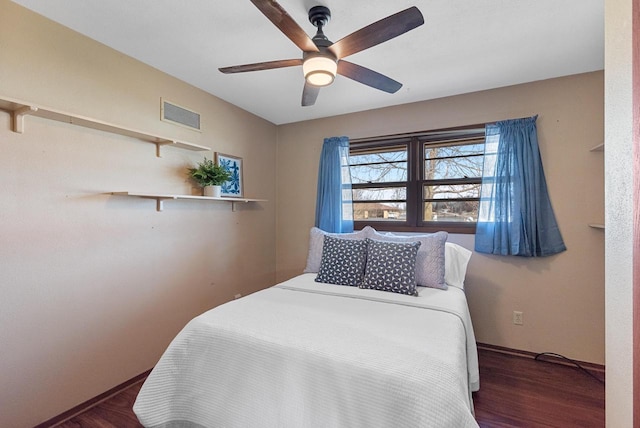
[{"left": 215, "top": 152, "right": 243, "bottom": 197}]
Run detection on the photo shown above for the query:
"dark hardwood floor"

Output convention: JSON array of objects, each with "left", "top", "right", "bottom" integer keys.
[
  {"left": 52, "top": 348, "right": 604, "bottom": 427},
  {"left": 474, "top": 349, "right": 604, "bottom": 427}
]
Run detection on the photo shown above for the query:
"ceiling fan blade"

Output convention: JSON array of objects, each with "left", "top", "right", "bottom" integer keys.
[
  {"left": 328, "top": 7, "right": 424, "bottom": 59},
  {"left": 219, "top": 59, "right": 303, "bottom": 74},
  {"left": 301, "top": 82, "right": 320, "bottom": 106},
  {"left": 250, "top": 0, "right": 319, "bottom": 53},
  {"left": 337, "top": 61, "right": 402, "bottom": 93}
]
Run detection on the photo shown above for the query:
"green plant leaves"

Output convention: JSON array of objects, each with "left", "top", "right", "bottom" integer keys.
[{"left": 189, "top": 157, "right": 231, "bottom": 187}]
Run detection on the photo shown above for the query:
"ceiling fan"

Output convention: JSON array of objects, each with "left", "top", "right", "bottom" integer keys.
[{"left": 219, "top": 0, "right": 424, "bottom": 107}]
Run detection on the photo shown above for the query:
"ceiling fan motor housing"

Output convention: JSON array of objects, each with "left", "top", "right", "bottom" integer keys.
[{"left": 308, "top": 6, "right": 331, "bottom": 28}]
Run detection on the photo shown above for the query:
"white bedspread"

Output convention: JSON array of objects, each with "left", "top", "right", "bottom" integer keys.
[{"left": 134, "top": 274, "right": 480, "bottom": 428}]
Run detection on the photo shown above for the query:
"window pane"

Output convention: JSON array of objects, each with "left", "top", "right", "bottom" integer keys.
[
  {"left": 426, "top": 142, "right": 485, "bottom": 158},
  {"left": 423, "top": 201, "right": 479, "bottom": 222},
  {"left": 423, "top": 183, "right": 481, "bottom": 200},
  {"left": 354, "top": 202, "right": 406, "bottom": 221},
  {"left": 424, "top": 143, "right": 484, "bottom": 180},
  {"left": 350, "top": 148, "right": 408, "bottom": 184},
  {"left": 353, "top": 187, "right": 406, "bottom": 201}
]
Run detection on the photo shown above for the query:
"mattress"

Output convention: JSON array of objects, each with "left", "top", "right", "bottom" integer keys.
[{"left": 134, "top": 274, "right": 480, "bottom": 428}]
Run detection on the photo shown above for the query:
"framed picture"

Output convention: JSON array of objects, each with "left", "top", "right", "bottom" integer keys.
[{"left": 215, "top": 152, "right": 243, "bottom": 198}]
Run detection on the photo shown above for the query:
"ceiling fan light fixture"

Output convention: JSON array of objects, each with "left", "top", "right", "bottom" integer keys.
[{"left": 303, "top": 55, "right": 337, "bottom": 87}]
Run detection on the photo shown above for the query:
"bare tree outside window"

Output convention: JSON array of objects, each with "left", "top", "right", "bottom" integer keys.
[
  {"left": 423, "top": 140, "right": 484, "bottom": 222},
  {"left": 350, "top": 145, "right": 408, "bottom": 221}
]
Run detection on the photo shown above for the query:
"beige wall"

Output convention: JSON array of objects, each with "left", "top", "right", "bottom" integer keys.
[
  {"left": 0, "top": 2, "right": 277, "bottom": 427},
  {"left": 276, "top": 72, "right": 605, "bottom": 366},
  {"left": 604, "top": 0, "right": 634, "bottom": 426},
  {"left": 0, "top": 1, "right": 613, "bottom": 426}
]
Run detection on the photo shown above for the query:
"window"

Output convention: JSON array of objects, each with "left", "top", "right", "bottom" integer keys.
[{"left": 349, "top": 126, "right": 485, "bottom": 234}]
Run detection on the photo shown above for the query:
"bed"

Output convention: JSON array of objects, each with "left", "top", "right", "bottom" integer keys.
[{"left": 134, "top": 228, "right": 479, "bottom": 428}]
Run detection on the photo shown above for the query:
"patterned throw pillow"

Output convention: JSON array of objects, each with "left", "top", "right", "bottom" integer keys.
[
  {"left": 315, "top": 236, "right": 368, "bottom": 286},
  {"left": 360, "top": 238, "right": 421, "bottom": 296}
]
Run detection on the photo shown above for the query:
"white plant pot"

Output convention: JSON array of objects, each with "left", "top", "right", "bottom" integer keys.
[{"left": 204, "top": 185, "right": 222, "bottom": 197}]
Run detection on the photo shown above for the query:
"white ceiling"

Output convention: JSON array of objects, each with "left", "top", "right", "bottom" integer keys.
[{"left": 12, "top": 0, "right": 603, "bottom": 125}]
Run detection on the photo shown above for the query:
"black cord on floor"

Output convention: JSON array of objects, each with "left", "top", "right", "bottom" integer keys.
[{"left": 534, "top": 352, "right": 605, "bottom": 384}]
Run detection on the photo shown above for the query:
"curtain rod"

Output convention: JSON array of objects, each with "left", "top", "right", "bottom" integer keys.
[
  {"left": 349, "top": 116, "right": 537, "bottom": 144},
  {"left": 350, "top": 126, "right": 485, "bottom": 144}
]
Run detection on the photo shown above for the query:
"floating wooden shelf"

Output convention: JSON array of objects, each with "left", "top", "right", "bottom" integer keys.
[
  {"left": 0, "top": 95, "right": 211, "bottom": 157},
  {"left": 588, "top": 223, "right": 605, "bottom": 229},
  {"left": 111, "top": 192, "right": 267, "bottom": 212}
]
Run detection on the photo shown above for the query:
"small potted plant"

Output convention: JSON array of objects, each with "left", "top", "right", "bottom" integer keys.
[{"left": 189, "top": 157, "right": 231, "bottom": 197}]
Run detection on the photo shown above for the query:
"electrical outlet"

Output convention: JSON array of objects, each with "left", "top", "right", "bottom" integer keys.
[
  {"left": 513, "top": 311, "right": 524, "bottom": 326},
  {"left": 234, "top": 293, "right": 242, "bottom": 300}
]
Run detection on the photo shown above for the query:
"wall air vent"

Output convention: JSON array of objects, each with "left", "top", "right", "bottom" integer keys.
[{"left": 161, "top": 98, "right": 201, "bottom": 131}]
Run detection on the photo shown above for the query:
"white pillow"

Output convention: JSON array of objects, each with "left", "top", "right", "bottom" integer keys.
[
  {"left": 444, "top": 242, "right": 472, "bottom": 289},
  {"left": 303, "top": 226, "right": 373, "bottom": 273}
]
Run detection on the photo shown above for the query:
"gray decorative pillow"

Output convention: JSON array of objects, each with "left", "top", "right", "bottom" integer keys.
[
  {"left": 369, "top": 230, "right": 448, "bottom": 289},
  {"left": 360, "top": 238, "right": 421, "bottom": 296},
  {"left": 315, "top": 236, "right": 368, "bottom": 286},
  {"left": 303, "top": 227, "right": 372, "bottom": 273}
]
